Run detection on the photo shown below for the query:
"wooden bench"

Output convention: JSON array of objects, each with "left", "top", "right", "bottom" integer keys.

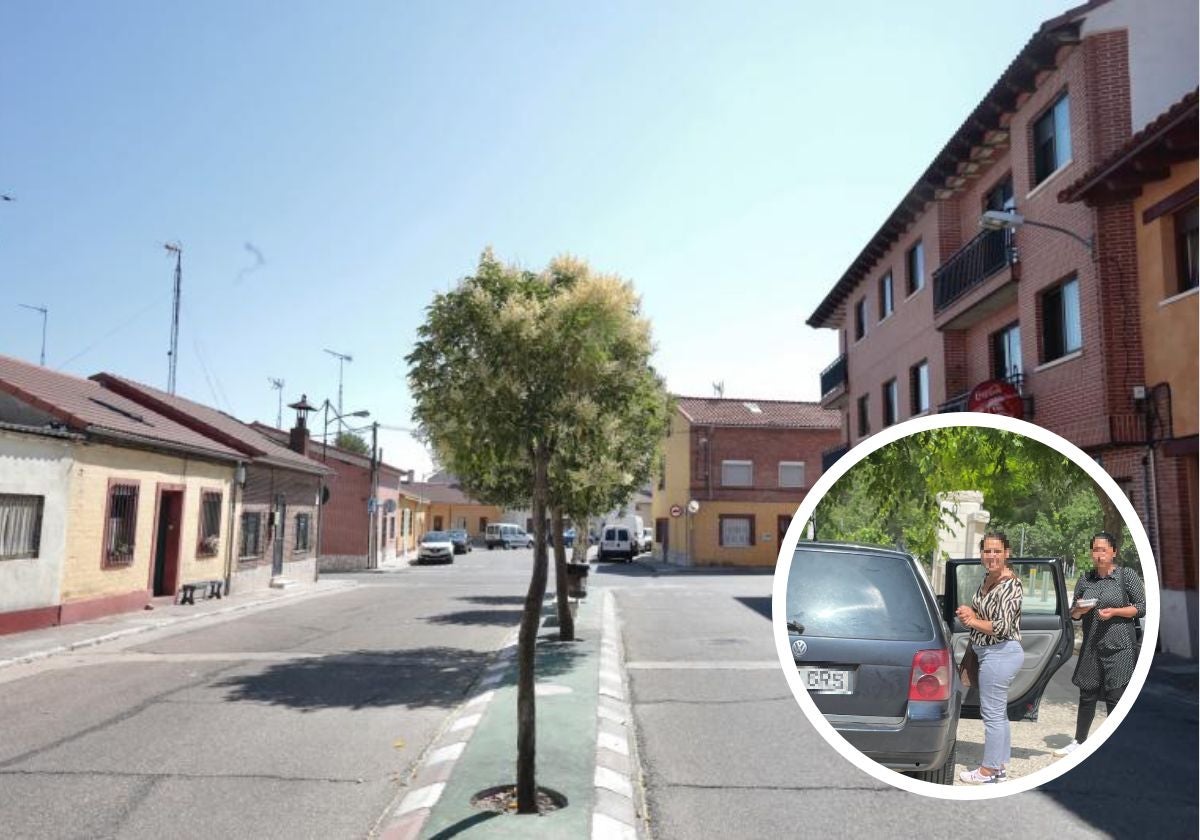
[{"left": 178, "top": 579, "right": 224, "bottom": 605}]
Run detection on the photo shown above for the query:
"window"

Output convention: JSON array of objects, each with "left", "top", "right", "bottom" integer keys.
[
  {"left": 1041, "top": 277, "right": 1082, "bottom": 362},
  {"left": 719, "top": 515, "right": 754, "bottom": 547},
  {"left": 878, "top": 272, "right": 894, "bottom": 319},
  {"left": 433, "top": 515, "right": 444, "bottom": 531},
  {"left": 882, "top": 379, "right": 898, "bottom": 427},
  {"left": 388, "top": 515, "right": 395, "bottom": 540},
  {"left": 239, "top": 511, "right": 263, "bottom": 558},
  {"left": 0, "top": 494, "right": 44, "bottom": 560},
  {"left": 1034, "top": 94, "right": 1071, "bottom": 184},
  {"left": 991, "top": 323, "right": 1022, "bottom": 381},
  {"left": 295, "top": 513, "right": 310, "bottom": 553},
  {"left": 909, "top": 361, "right": 929, "bottom": 415},
  {"left": 854, "top": 298, "right": 867, "bottom": 340},
  {"left": 1176, "top": 203, "right": 1198, "bottom": 293},
  {"left": 984, "top": 175, "right": 1015, "bottom": 212},
  {"left": 197, "top": 491, "right": 222, "bottom": 557},
  {"left": 906, "top": 241, "right": 925, "bottom": 295},
  {"left": 857, "top": 394, "right": 870, "bottom": 437},
  {"left": 721, "top": 460, "right": 753, "bottom": 487},
  {"left": 103, "top": 482, "right": 139, "bottom": 566},
  {"left": 778, "top": 462, "right": 807, "bottom": 488}
]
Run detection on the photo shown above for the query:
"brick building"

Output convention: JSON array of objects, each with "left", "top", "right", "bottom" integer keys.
[
  {"left": 651, "top": 396, "right": 841, "bottom": 567},
  {"left": 807, "top": 0, "right": 1197, "bottom": 655},
  {"left": 1059, "top": 89, "right": 1198, "bottom": 657}
]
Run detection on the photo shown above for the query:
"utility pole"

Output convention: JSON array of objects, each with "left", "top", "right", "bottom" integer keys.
[
  {"left": 164, "top": 242, "right": 183, "bottom": 394},
  {"left": 322, "top": 348, "right": 353, "bottom": 433},
  {"left": 368, "top": 421, "right": 379, "bottom": 569},
  {"left": 18, "top": 304, "right": 47, "bottom": 365},
  {"left": 268, "top": 378, "right": 285, "bottom": 428}
]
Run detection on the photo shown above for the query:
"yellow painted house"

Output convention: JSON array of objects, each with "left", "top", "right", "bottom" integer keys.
[
  {"left": 651, "top": 396, "right": 842, "bottom": 567},
  {"left": 0, "top": 355, "right": 243, "bottom": 632}
]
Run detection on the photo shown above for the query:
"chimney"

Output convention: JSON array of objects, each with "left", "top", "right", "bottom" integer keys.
[{"left": 287, "top": 394, "right": 318, "bottom": 457}]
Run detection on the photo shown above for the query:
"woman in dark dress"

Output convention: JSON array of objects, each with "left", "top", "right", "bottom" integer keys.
[{"left": 1054, "top": 531, "right": 1146, "bottom": 756}]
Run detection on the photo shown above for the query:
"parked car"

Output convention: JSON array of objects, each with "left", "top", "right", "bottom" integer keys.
[
  {"left": 784, "top": 542, "right": 1072, "bottom": 784},
  {"left": 547, "top": 528, "right": 576, "bottom": 548},
  {"left": 484, "top": 522, "right": 534, "bottom": 549},
  {"left": 640, "top": 527, "right": 654, "bottom": 553},
  {"left": 598, "top": 526, "right": 637, "bottom": 562},
  {"left": 418, "top": 531, "right": 455, "bottom": 564},
  {"left": 449, "top": 529, "right": 472, "bottom": 554}
]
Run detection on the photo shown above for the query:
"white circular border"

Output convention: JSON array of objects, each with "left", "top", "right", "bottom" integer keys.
[{"left": 771, "top": 412, "right": 1160, "bottom": 800}]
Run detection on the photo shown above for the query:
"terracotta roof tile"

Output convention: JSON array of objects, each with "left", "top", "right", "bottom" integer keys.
[
  {"left": 673, "top": 395, "right": 841, "bottom": 429},
  {"left": 406, "top": 482, "right": 489, "bottom": 505},
  {"left": 0, "top": 354, "right": 242, "bottom": 460}
]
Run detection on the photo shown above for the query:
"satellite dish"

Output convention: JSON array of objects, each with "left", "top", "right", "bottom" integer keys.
[{"left": 686, "top": 500, "right": 700, "bottom": 514}]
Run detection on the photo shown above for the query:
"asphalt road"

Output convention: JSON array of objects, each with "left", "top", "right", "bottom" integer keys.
[
  {"left": 600, "top": 562, "right": 1198, "bottom": 840},
  {"left": 0, "top": 547, "right": 537, "bottom": 840}
]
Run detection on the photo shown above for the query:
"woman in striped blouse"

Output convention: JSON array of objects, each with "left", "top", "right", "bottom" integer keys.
[{"left": 955, "top": 532, "right": 1024, "bottom": 784}]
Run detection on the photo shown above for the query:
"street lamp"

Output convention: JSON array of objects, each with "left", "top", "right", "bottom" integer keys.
[
  {"left": 979, "top": 210, "right": 1094, "bottom": 255},
  {"left": 322, "top": 399, "right": 369, "bottom": 462}
]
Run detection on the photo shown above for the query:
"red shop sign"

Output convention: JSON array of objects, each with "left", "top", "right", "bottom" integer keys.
[{"left": 967, "top": 379, "right": 1024, "bottom": 419}]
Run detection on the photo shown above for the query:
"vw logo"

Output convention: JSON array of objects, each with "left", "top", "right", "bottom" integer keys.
[{"left": 791, "top": 638, "right": 808, "bottom": 658}]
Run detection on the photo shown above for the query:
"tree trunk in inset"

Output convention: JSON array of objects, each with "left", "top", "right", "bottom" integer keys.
[
  {"left": 551, "top": 505, "right": 574, "bottom": 641},
  {"left": 516, "top": 448, "right": 550, "bottom": 813}
]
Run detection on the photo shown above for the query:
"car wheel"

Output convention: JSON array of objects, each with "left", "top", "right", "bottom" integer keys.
[{"left": 908, "top": 739, "right": 956, "bottom": 785}]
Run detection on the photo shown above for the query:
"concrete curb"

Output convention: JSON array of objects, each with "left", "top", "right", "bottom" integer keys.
[
  {"left": 0, "top": 579, "right": 358, "bottom": 672},
  {"left": 591, "top": 590, "right": 642, "bottom": 840},
  {"left": 375, "top": 627, "right": 520, "bottom": 840}
]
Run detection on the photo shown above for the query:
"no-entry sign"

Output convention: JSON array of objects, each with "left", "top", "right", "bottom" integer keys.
[{"left": 669, "top": 504, "right": 683, "bottom": 518}]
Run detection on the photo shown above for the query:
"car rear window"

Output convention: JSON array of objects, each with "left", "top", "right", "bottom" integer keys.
[{"left": 786, "top": 547, "right": 934, "bottom": 641}]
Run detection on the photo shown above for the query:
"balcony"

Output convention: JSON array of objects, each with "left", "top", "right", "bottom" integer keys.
[
  {"left": 939, "top": 373, "right": 1034, "bottom": 418},
  {"left": 819, "top": 354, "right": 848, "bottom": 408},
  {"left": 821, "top": 443, "right": 850, "bottom": 473},
  {"left": 933, "top": 227, "right": 1018, "bottom": 330}
]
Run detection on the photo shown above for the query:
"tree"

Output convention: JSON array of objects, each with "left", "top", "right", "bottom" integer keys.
[
  {"left": 406, "top": 249, "right": 666, "bottom": 812},
  {"left": 334, "top": 431, "right": 369, "bottom": 455}
]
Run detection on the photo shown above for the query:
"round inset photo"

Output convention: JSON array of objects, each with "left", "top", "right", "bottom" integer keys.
[{"left": 771, "top": 413, "right": 1158, "bottom": 799}]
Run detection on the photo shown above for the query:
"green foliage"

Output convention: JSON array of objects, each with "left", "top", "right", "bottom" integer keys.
[
  {"left": 814, "top": 427, "right": 1130, "bottom": 568},
  {"left": 334, "top": 431, "right": 369, "bottom": 455}
]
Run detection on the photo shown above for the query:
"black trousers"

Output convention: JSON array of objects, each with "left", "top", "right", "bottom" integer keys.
[{"left": 1075, "top": 684, "right": 1126, "bottom": 743}]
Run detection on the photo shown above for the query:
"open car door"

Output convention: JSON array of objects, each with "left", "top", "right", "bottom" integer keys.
[{"left": 943, "top": 557, "right": 1073, "bottom": 721}]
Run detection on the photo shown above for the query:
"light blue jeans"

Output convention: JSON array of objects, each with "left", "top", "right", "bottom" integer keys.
[{"left": 975, "top": 640, "right": 1024, "bottom": 770}]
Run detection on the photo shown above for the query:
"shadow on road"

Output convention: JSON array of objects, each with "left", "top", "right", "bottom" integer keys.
[
  {"left": 424, "top": 609, "right": 524, "bottom": 627},
  {"left": 215, "top": 644, "right": 584, "bottom": 711},
  {"left": 457, "top": 595, "right": 527, "bottom": 606},
  {"left": 734, "top": 596, "right": 772, "bottom": 621}
]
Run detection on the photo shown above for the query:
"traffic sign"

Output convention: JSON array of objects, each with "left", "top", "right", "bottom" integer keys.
[{"left": 669, "top": 504, "right": 683, "bottom": 518}]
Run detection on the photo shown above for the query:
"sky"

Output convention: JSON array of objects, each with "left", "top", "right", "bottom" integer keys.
[{"left": 1, "top": 1, "right": 1075, "bottom": 476}]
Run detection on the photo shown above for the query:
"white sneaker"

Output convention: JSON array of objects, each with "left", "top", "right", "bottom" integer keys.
[{"left": 1053, "top": 740, "right": 1080, "bottom": 756}]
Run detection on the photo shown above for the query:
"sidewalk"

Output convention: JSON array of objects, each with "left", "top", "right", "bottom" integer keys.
[
  {"left": 0, "top": 577, "right": 356, "bottom": 671},
  {"left": 378, "top": 589, "right": 641, "bottom": 840}
]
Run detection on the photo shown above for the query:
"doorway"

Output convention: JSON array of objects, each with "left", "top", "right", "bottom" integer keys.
[{"left": 152, "top": 487, "right": 184, "bottom": 596}]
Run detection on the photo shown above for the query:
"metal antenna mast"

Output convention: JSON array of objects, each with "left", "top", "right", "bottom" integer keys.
[
  {"left": 18, "top": 303, "right": 48, "bottom": 365},
  {"left": 322, "top": 348, "right": 353, "bottom": 433},
  {"left": 268, "top": 377, "right": 285, "bottom": 428},
  {"left": 164, "top": 242, "right": 183, "bottom": 394}
]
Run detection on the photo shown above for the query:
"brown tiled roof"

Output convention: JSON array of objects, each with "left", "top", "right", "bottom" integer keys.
[
  {"left": 1059, "top": 88, "right": 1199, "bottom": 205},
  {"left": 806, "top": 6, "right": 1100, "bottom": 328},
  {"left": 92, "top": 374, "right": 329, "bottom": 475},
  {"left": 674, "top": 395, "right": 841, "bottom": 429},
  {"left": 0, "top": 354, "right": 242, "bottom": 461},
  {"left": 249, "top": 421, "right": 404, "bottom": 477},
  {"left": 407, "top": 482, "right": 489, "bottom": 505}
]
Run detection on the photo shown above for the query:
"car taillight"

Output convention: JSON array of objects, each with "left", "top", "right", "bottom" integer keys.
[{"left": 908, "top": 648, "right": 950, "bottom": 701}]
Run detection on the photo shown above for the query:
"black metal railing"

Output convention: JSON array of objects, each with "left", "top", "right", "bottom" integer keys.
[
  {"left": 820, "top": 354, "right": 847, "bottom": 399},
  {"left": 938, "top": 372, "right": 1032, "bottom": 415},
  {"left": 821, "top": 444, "right": 850, "bottom": 473},
  {"left": 933, "top": 227, "right": 1014, "bottom": 312}
]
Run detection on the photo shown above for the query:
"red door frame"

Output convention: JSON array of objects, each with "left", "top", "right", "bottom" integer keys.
[{"left": 149, "top": 483, "right": 186, "bottom": 596}]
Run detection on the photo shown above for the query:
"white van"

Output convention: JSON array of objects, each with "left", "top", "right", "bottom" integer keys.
[
  {"left": 484, "top": 522, "right": 534, "bottom": 550},
  {"left": 599, "top": 525, "right": 638, "bottom": 562}
]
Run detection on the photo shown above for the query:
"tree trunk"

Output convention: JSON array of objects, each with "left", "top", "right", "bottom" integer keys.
[
  {"left": 516, "top": 450, "right": 550, "bottom": 813},
  {"left": 551, "top": 505, "right": 574, "bottom": 641}
]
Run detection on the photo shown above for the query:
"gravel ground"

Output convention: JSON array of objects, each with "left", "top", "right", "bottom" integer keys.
[{"left": 953, "top": 699, "right": 1102, "bottom": 784}]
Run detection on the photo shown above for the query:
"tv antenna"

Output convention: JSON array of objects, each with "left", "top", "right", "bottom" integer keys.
[
  {"left": 18, "top": 303, "right": 48, "bottom": 365},
  {"left": 323, "top": 348, "right": 353, "bottom": 433},
  {"left": 164, "top": 242, "right": 183, "bottom": 394},
  {"left": 268, "top": 377, "right": 285, "bottom": 428},
  {"left": 712, "top": 380, "right": 725, "bottom": 398}
]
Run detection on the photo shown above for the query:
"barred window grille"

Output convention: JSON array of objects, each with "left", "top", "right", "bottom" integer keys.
[
  {"left": 295, "top": 513, "right": 310, "bottom": 553},
  {"left": 198, "top": 491, "right": 222, "bottom": 556},
  {"left": 240, "top": 512, "right": 262, "bottom": 558},
  {"left": 0, "top": 494, "right": 44, "bottom": 560},
  {"left": 720, "top": 516, "right": 753, "bottom": 547},
  {"left": 105, "top": 483, "right": 139, "bottom": 566}
]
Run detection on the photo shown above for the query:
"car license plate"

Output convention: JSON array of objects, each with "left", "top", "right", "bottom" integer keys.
[{"left": 798, "top": 667, "right": 854, "bottom": 694}]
